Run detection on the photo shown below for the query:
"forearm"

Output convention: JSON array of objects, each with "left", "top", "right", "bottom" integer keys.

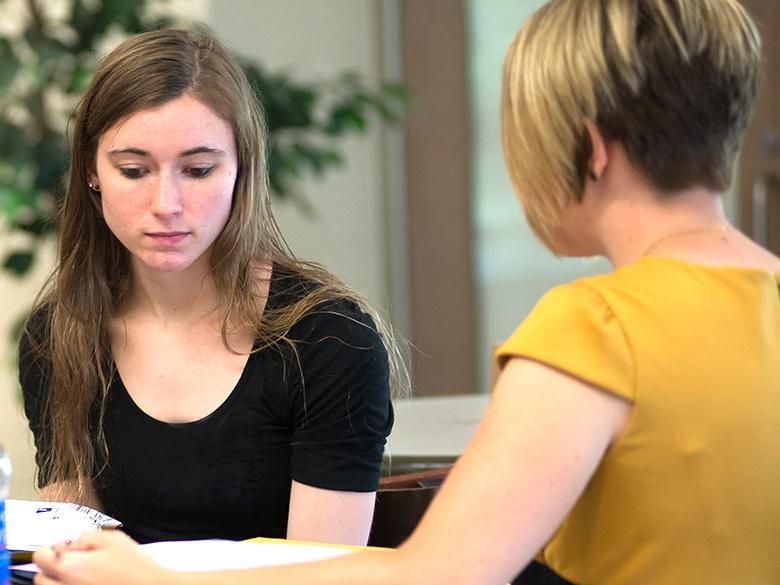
[{"left": 169, "top": 549, "right": 414, "bottom": 585}]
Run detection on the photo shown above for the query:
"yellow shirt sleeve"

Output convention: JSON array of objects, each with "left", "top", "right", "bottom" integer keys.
[{"left": 495, "top": 283, "right": 635, "bottom": 402}]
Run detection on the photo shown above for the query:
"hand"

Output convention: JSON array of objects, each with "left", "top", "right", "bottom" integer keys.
[{"left": 33, "top": 530, "right": 176, "bottom": 585}]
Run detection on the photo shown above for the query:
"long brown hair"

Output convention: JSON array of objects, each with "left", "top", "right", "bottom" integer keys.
[{"left": 26, "top": 28, "right": 408, "bottom": 499}]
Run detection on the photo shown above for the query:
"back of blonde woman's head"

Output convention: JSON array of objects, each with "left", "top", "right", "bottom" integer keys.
[{"left": 502, "top": 0, "right": 760, "bottom": 251}]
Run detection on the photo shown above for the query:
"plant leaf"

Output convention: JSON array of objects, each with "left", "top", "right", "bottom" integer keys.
[
  {"left": 3, "top": 250, "right": 35, "bottom": 276},
  {"left": 0, "top": 185, "right": 39, "bottom": 222},
  {"left": 0, "top": 37, "right": 20, "bottom": 87}
]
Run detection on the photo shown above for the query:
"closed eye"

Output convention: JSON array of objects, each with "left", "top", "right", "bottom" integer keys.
[
  {"left": 184, "top": 166, "right": 215, "bottom": 179},
  {"left": 118, "top": 167, "right": 148, "bottom": 180}
]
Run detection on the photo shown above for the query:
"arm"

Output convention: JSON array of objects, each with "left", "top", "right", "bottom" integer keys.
[
  {"left": 287, "top": 480, "right": 377, "bottom": 545},
  {"left": 34, "top": 358, "right": 630, "bottom": 585},
  {"left": 393, "top": 358, "right": 630, "bottom": 584},
  {"left": 284, "top": 302, "right": 391, "bottom": 545}
]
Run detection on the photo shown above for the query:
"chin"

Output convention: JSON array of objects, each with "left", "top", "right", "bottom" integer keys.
[
  {"left": 135, "top": 252, "right": 202, "bottom": 274},
  {"left": 152, "top": 263, "right": 195, "bottom": 273}
]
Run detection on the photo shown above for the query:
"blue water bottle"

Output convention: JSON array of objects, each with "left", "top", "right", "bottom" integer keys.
[{"left": 0, "top": 442, "right": 11, "bottom": 585}]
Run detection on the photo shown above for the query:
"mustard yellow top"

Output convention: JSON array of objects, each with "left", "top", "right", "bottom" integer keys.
[{"left": 496, "top": 256, "right": 780, "bottom": 585}]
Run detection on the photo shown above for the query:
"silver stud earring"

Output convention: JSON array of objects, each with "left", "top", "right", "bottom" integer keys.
[{"left": 89, "top": 182, "right": 100, "bottom": 192}]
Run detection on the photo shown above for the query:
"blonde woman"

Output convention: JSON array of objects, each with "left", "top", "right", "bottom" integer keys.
[
  {"left": 35, "top": 1, "right": 780, "bottom": 584},
  {"left": 20, "top": 29, "right": 404, "bottom": 547}
]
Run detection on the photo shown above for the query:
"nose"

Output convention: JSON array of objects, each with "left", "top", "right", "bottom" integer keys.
[{"left": 150, "top": 171, "right": 183, "bottom": 218}]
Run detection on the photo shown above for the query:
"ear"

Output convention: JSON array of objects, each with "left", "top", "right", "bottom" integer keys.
[
  {"left": 584, "top": 119, "right": 608, "bottom": 181},
  {"left": 87, "top": 171, "right": 100, "bottom": 192}
]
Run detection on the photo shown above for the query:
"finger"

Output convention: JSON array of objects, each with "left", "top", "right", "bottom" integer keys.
[
  {"left": 76, "top": 529, "right": 135, "bottom": 547},
  {"left": 55, "top": 538, "right": 94, "bottom": 553},
  {"left": 51, "top": 540, "right": 73, "bottom": 554},
  {"left": 33, "top": 547, "right": 61, "bottom": 577}
]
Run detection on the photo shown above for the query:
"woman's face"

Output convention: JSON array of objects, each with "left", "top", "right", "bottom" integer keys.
[{"left": 92, "top": 94, "right": 238, "bottom": 277}]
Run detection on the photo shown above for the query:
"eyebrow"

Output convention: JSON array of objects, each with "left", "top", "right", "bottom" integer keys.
[{"left": 107, "top": 146, "right": 226, "bottom": 157}]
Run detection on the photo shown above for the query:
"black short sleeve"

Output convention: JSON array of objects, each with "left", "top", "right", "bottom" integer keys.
[
  {"left": 18, "top": 308, "right": 54, "bottom": 488},
  {"left": 287, "top": 300, "right": 393, "bottom": 492}
]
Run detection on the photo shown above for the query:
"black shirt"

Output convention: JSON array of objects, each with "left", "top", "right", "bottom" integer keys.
[{"left": 20, "top": 267, "right": 393, "bottom": 543}]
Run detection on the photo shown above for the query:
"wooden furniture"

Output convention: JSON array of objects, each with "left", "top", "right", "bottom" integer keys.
[{"left": 369, "top": 466, "right": 452, "bottom": 548}]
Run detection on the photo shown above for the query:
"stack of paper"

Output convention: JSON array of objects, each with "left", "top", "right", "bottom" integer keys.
[
  {"left": 7, "top": 499, "right": 357, "bottom": 578},
  {"left": 6, "top": 499, "right": 121, "bottom": 551}
]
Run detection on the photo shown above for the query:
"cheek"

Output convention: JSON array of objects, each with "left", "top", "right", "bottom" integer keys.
[
  {"left": 100, "top": 186, "right": 150, "bottom": 241},
  {"left": 217, "top": 192, "right": 235, "bottom": 231},
  {"left": 101, "top": 194, "right": 135, "bottom": 225},
  {"left": 214, "top": 176, "right": 237, "bottom": 219},
  {"left": 195, "top": 184, "right": 234, "bottom": 232},
  {"left": 100, "top": 196, "right": 121, "bottom": 229},
  {"left": 99, "top": 201, "right": 130, "bottom": 248}
]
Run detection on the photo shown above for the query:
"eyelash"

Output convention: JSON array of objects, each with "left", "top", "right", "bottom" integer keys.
[
  {"left": 117, "top": 166, "right": 215, "bottom": 180},
  {"left": 185, "top": 166, "right": 215, "bottom": 179}
]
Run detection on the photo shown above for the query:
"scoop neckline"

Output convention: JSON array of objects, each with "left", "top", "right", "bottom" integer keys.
[
  {"left": 113, "top": 353, "right": 255, "bottom": 428},
  {"left": 110, "top": 264, "right": 281, "bottom": 428}
]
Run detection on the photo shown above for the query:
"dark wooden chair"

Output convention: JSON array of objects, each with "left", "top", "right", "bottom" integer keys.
[{"left": 368, "top": 465, "right": 451, "bottom": 548}]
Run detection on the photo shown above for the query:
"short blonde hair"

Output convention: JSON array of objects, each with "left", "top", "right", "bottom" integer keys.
[{"left": 502, "top": 0, "right": 761, "bottom": 251}]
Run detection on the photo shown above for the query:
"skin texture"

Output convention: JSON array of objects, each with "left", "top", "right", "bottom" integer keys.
[{"left": 33, "top": 126, "right": 780, "bottom": 585}]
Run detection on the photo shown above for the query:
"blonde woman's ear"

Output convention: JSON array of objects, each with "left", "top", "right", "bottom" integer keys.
[{"left": 584, "top": 119, "right": 608, "bottom": 181}]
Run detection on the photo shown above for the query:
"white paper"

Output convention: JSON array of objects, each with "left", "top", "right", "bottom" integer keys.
[{"left": 6, "top": 499, "right": 121, "bottom": 550}]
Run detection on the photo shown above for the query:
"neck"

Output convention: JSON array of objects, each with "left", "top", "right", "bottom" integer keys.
[
  {"left": 124, "top": 258, "right": 222, "bottom": 323},
  {"left": 577, "top": 143, "right": 731, "bottom": 267},
  {"left": 598, "top": 188, "right": 730, "bottom": 267}
]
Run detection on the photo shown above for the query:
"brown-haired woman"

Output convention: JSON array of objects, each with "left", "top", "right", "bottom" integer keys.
[
  {"left": 34, "top": 1, "right": 780, "bottom": 584},
  {"left": 19, "top": 28, "right": 405, "bottom": 547}
]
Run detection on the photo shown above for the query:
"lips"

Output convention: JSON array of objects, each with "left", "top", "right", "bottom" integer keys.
[{"left": 146, "top": 231, "right": 190, "bottom": 245}]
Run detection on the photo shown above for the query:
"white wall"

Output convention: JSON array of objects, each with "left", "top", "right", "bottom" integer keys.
[{"left": 208, "top": 0, "right": 404, "bottom": 318}]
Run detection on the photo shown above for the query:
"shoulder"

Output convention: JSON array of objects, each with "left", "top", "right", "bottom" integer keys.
[
  {"left": 497, "top": 280, "right": 635, "bottom": 402},
  {"left": 580, "top": 256, "right": 775, "bottom": 321},
  {"left": 19, "top": 303, "right": 53, "bottom": 365},
  {"left": 18, "top": 303, "right": 54, "bottom": 414},
  {"left": 265, "top": 263, "right": 322, "bottom": 308},
  {"left": 291, "top": 298, "right": 384, "bottom": 359},
  {"left": 267, "top": 263, "right": 383, "bottom": 348},
  {"left": 512, "top": 280, "right": 619, "bottom": 339}
]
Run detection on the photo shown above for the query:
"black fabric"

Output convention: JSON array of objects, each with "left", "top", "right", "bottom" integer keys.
[
  {"left": 19, "top": 266, "right": 393, "bottom": 544},
  {"left": 18, "top": 313, "right": 55, "bottom": 488},
  {"left": 512, "top": 562, "right": 575, "bottom": 585}
]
